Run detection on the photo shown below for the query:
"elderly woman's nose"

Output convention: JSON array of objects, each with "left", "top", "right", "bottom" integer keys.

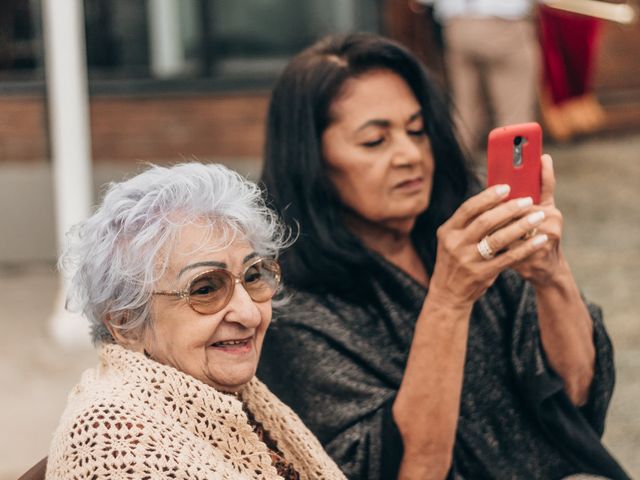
[{"left": 225, "top": 284, "right": 262, "bottom": 326}]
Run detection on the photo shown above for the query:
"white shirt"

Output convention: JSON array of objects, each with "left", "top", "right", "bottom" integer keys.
[{"left": 417, "top": 0, "right": 536, "bottom": 22}]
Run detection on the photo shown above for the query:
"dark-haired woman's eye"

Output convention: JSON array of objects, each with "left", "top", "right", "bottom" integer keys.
[
  {"left": 362, "top": 138, "right": 384, "bottom": 148},
  {"left": 408, "top": 129, "right": 426, "bottom": 138}
]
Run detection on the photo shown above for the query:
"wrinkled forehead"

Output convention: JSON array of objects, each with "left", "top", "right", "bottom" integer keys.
[{"left": 158, "top": 217, "right": 252, "bottom": 276}]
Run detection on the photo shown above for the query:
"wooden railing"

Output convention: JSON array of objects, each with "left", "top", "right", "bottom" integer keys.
[{"left": 542, "top": 0, "right": 638, "bottom": 24}]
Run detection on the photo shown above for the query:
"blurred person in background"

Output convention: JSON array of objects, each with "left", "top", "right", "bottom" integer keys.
[
  {"left": 538, "top": 4, "right": 606, "bottom": 141},
  {"left": 42, "top": 163, "right": 345, "bottom": 479},
  {"left": 257, "top": 33, "right": 628, "bottom": 480},
  {"left": 411, "top": 0, "right": 540, "bottom": 154}
]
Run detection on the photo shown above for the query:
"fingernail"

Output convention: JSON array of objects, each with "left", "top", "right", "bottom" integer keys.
[
  {"left": 495, "top": 185, "right": 510, "bottom": 197},
  {"left": 527, "top": 211, "right": 545, "bottom": 225},
  {"left": 542, "top": 153, "right": 553, "bottom": 165},
  {"left": 517, "top": 197, "right": 533, "bottom": 208},
  {"left": 532, "top": 233, "right": 548, "bottom": 246}
]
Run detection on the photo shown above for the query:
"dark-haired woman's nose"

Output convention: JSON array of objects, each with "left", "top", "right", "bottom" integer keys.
[{"left": 391, "top": 133, "right": 423, "bottom": 167}]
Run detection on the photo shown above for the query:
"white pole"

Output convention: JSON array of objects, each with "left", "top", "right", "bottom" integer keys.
[
  {"left": 42, "top": 0, "right": 94, "bottom": 347},
  {"left": 333, "top": 0, "right": 356, "bottom": 32},
  {"left": 148, "top": 0, "right": 185, "bottom": 77}
]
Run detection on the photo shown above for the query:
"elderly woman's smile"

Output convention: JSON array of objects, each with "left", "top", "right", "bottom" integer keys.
[
  {"left": 142, "top": 223, "right": 273, "bottom": 393},
  {"left": 45, "top": 163, "right": 347, "bottom": 478}
]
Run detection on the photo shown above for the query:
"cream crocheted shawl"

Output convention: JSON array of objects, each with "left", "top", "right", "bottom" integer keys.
[{"left": 46, "top": 344, "right": 346, "bottom": 479}]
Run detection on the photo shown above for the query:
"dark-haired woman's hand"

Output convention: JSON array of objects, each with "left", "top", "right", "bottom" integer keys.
[
  {"left": 511, "top": 154, "right": 565, "bottom": 285},
  {"left": 395, "top": 180, "right": 550, "bottom": 480},
  {"left": 508, "top": 154, "right": 596, "bottom": 406},
  {"left": 427, "top": 182, "right": 549, "bottom": 310}
]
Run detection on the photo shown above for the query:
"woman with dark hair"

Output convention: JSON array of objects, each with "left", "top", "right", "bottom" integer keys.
[{"left": 257, "top": 33, "right": 628, "bottom": 480}]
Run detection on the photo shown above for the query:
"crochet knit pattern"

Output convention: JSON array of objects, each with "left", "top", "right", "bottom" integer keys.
[{"left": 46, "top": 344, "right": 346, "bottom": 479}]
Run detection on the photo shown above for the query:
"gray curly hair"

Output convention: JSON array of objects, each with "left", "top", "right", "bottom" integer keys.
[{"left": 59, "top": 162, "right": 290, "bottom": 344}]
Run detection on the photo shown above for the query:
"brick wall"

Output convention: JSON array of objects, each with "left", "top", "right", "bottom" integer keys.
[
  {"left": 0, "top": 96, "right": 48, "bottom": 162},
  {"left": 2, "top": 16, "right": 639, "bottom": 166},
  {"left": 595, "top": 21, "right": 640, "bottom": 97},
  {"left": 0, "top": 92, "right": 270, "bottom": 163}
]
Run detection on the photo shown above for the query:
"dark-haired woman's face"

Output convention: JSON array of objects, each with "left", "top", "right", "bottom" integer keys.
[{"left": 322, "top": 69, "right": 434, "bottom": 234}]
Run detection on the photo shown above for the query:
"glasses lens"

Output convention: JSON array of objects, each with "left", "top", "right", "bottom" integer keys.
[
  {"left": 188, "top": 270, "right": 231, "bottom": 314},
  {"left": 243, "top": 259, "right": 280, "bottom": 302}
]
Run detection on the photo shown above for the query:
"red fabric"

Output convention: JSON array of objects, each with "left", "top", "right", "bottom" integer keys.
[{"left": 539, "top": 5, "right": 602, "bottom": 105}]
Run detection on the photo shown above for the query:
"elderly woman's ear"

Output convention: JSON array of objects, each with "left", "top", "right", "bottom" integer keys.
[{"left": 103, "top": 312, "right": 145, "bottom": 350}]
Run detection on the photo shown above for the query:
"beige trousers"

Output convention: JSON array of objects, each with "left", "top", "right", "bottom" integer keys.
[{"left": 444, "top": 17, "right": 540, "bottom": 151}]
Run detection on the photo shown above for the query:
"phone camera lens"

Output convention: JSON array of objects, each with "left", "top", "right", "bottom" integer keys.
[{"left": 513, "top": 136, "right": 523, "bottom": 147}]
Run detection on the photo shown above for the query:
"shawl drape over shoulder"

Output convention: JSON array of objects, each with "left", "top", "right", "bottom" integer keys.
[
  {"left": 258, "top": 255, "right": 629, "bottom": 480},
  {"left": 46, "top": 344, "right": 346, "bottom": 480}
]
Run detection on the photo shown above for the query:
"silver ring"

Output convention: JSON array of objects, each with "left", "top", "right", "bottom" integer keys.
[{"left": 477, "top": 236, "right": 495, "bottom": 260}]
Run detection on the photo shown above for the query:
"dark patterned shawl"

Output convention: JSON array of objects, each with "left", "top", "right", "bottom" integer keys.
[{"left": 258, "top": 254, "right": 629, "bottom": 480}]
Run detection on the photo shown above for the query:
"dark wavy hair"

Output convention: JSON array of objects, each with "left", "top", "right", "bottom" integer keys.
[{"left": 261, "top": 33, "right": 478, "bottom": 294}]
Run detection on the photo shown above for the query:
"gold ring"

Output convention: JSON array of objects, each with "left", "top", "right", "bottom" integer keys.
[
  {"left": 522, "top": 227, "right": 539, "bottom": 240},
  {"left": 477, "top": 236, "right": 495, "bottom": 260}
]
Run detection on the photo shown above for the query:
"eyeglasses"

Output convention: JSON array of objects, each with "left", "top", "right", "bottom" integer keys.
[{"left": 152, "top": 257, "right": 281, "bottom": 315}]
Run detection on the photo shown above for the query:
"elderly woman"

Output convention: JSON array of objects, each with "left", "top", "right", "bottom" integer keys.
[
  {"left": 257, "top": 33, "right": 629, "bottom": 480},
  {"left": 45, "top": 163, "right": 346, "bottom": 479}
]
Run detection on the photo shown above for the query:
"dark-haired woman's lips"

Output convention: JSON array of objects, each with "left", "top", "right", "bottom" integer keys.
[
  {"left": 210, "top": 336, "right": 254, "bottom": 354},
  {"left": 394, "top": 177, "right": 424, "bottom": 192}
]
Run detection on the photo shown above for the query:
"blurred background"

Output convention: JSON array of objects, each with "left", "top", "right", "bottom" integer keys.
[{"left": 0, "top": 0, "right": 638, "bottom": 478}]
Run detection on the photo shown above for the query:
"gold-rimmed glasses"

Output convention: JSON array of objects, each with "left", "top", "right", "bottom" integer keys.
[{"left": 152, "top": 257, "right": 281, "bottom": 315}]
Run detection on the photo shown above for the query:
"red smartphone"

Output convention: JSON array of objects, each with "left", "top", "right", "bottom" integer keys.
[{"left": 487, "top": 122, "right": 542, "bottom": 204}]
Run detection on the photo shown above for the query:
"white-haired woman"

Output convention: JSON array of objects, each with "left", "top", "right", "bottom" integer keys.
[{"left": 44, "top": 163, "right": 346, "bottom": 480}]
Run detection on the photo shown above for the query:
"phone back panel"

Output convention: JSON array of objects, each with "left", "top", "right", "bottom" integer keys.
[{"left": 487, "top": 123, "right": 542, "bottom": 204}]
